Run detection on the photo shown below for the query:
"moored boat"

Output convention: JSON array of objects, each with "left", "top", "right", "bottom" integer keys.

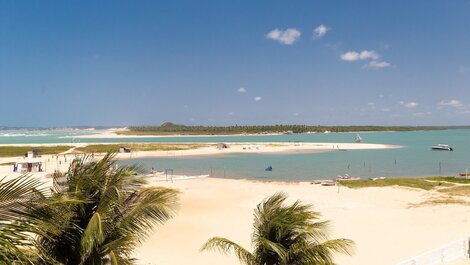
[
  {"left": 336, "top": 174, "right": 361, "bottom": 181},
  {"left": 431, "top": 144, "right": 453, "bottom": 151}
]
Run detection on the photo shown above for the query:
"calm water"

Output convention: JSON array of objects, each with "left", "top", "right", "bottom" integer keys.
[{"left": 2, "top": 129, "right": 470, "bottom": 180}]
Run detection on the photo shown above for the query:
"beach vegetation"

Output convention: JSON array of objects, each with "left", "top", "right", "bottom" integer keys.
[
  {"left": 201, "top": 192, "right": 354, "bottom": 265},
  {"left": 425, "top": 176, "right": 470, "bottom": 184},
  {"left": 438, "top": 185, "right": 470, "bottom": 197},
  {"left": 0, "top": 146, "right": 73, "bottom": 157},
  {"left": 75, "top": 143, "right": 208, "bottom": 153},
  {"left": 122, "top": 123, "right": 453, "bottom": 136},
  {"left": 339, "top": 178, "right": 452, "bottom": 190}
]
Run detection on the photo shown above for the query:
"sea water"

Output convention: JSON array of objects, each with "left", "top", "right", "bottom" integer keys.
[{"left": 1, "top": 129, "right": 469, "bottom": 180}]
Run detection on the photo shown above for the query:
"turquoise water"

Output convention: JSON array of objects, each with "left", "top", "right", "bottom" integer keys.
[{"left": 2, "top": 129, "right": 470, "bottom": 180}]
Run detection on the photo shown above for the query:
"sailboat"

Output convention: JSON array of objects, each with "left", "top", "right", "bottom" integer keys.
[{"left": 354, "top": 134, "right": 363, "bottom": 143}]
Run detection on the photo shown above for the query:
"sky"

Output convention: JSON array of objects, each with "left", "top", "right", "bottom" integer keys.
[{"left": 1, "top": 0, "right": 470, "bottom": 127}]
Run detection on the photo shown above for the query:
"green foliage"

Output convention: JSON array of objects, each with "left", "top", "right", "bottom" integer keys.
[
  {"left": 202, "top": 193, "right": 354, "bottom": 265},
  {"left": 339, "top": 178, "right": 452, "bottom": 190},
  {"left": 0, "top": 146, "right": 73, "bottom": 157},
  {"left": 75, "top": 143, "right": 207, "bottom": 153},
  {"left": 122, "top": 122, "right": 450, "bottom": 135},
  {"left": 35, "top": 153, "right": 180, "bottom": 265},
  {"left": 0, "top": 175, "right": 60, "bottom": 264},
  {"left": 425, "top": 176, "right": 470, "bottom": 184}
]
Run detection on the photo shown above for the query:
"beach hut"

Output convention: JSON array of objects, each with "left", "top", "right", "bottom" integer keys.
[
  {"left": 217, "top": 143, "right": 230, "bottom": 150},
  {"left": 119, "top": 147, "right": 131, "bottom": 153},
  {"left": 25, "top": 150, "right": 40, "bottom": 158},
  {"left": 14, "top": 162, "right": 43, "bottom": 173}
]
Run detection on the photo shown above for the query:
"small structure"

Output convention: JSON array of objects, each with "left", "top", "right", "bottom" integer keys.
[
  {"left": 119, "top": 147, "right": 131, "bottom": 153},
  {"left": 25, "top": 150, "right": 40, "bottom": 158},
  {"left": 217, "top": 143, "right": 230, "bottom": 150},
  {"left": 14, "top": 162, "right": 43, "bottom": 173}
]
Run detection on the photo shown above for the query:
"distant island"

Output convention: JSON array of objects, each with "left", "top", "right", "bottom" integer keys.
[{"left": 119, "top": 122, "right": 470, "bottom": 136}]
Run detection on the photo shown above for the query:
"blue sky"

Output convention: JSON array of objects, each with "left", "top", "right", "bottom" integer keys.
[{"left": 1, "top": 0, "right": 470, "bottom": 127}]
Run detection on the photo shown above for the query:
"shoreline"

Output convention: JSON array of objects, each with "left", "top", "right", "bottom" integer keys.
[{"left": 0, "top": 142, "right": 401, "bottom": 159}]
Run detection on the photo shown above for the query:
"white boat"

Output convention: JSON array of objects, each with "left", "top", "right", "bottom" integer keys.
[
  {"left": 354, "top": 134, "right": 363, "bottom": 143},
  {"left": 431, "top": 144, "right": 453, "bottom": 151},
  {"left": 336, "top": 174, "right": 361, "bottom": 181}
]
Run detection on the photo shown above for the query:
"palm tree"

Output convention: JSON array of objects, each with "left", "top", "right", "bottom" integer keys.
[
  {"left": 202, "top": 192, "right": 354, "bottom": 265},
  {"left": 34, "top": 153, "right": 179, "bottom": 265},
  {"left": 0, "top": 175, "right": 44, "bottom": 264}
]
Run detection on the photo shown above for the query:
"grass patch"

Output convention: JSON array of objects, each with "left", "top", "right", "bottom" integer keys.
[
  {"left": 75, "top": 143, "right": 209, "bottom": 153},
  {"left": 340, "top": 178, "right": 452, "bottom": 191},
  {"left": 426, "top": 176, "right": 470, "bottom": 184},
  {"left": 410, "top": 197, "right": 468, "bottom": 207},
  {"left": 0, "top": 146, "right": 73, "bottom": 158},
  {"left": 439, "top": 186, "right": 470, "bottom": 196}
]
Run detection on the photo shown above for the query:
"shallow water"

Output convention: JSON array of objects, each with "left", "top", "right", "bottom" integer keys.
[
  {"left": 112, "top": 130, "right": 470, "bottom": 180},
  {"left": 2, "top": 129, "right": 469, "bottom": 180}
]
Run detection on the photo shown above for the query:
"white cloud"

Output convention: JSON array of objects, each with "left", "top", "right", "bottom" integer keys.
[
  {"left": 340, "top": 51, "right": 360, "bottom": 61},
  {"left": 399, "top": 101, "right": 418, "bottom": 108},
  {"left": 266, "top": 28, "right": 301, "bottom": 45},
  {"left": 238, "top": 87, "right": 247, "bottom": 93},
  {"left": 254, "top": 96, "right": 262, "bottom": 101},
  {"left": 381, "top": 108, "right": 391, "bottom": 112},
  {"left": 340, "top": 50, "right": 379, "bottom": 61},
  {"left": 228, "top": 112, "right": 234, "bottom": 115},
  {"left": 438, "top": 99, "right": 463, "bottom": 109},
  {"left": 313, "top": 24, "right": 330, "bottom": 38},
  {"left": 367, "top": 102, "right": 375, "bottom": 106},
  {"left": 363, "top": 60, "right": 391, "bottom": 69}
]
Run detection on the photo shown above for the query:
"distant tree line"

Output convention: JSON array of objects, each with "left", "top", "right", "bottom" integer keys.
[{"left": 124, "top": 122, "right": 458, "bottom": 135}]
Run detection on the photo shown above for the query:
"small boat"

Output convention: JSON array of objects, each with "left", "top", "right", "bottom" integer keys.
[
  {"left": 336, "top": 174, "right": 361, "bottom": 181},
  {"left": 354, "top": 134, "right": 363, "bottom": 143},
  {"left": 321, "top": 180, "right": 336, "bottom": 186},
  {"left": 431, "top": 144, "right": 453, "bottom": 151},
  {"left": 265, "top": 166, "right": 273, "bottom": 171}
]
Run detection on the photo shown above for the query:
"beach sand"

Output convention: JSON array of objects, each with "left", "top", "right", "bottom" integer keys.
[{"left": 134, "top": 177, "right": 470, "bottom": 265}]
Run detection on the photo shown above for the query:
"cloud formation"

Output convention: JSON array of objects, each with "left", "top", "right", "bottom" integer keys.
[
  {"left": 266, "top": 28, "right": 301, "bottom": 45},
  {"left": 340, "top": 50, "right": 379, "bottom": 61},
  {"left": 313, "top": 24, "right": 330, "bottom": 38},
  {"left": 438, "top": 100, "right": 463, "bottom": 109},
  {"left": 254, "top": 96, "right": 262, "bottom": 101},
  {"left": 238, "top": 87, "right": 247, "bottom": 93},
  {"left": 399, "top": 101, "right": 418, "bottom": 108},
  {"left": 363, "top": 60, "right": 391, "bottom": 69}
]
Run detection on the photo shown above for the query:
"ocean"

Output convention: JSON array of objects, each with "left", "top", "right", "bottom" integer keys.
[{"left": 1, "top": 129, "right": 469, "bottom": 180}]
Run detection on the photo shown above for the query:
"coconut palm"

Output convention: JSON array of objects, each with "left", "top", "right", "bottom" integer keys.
[
  {"left": 0, "top": 174, "right": 66, "bottom": 264},
  {"left": 0, "top": 175, "right": 43, "bottom": 264},
  {"left": 202, "top": 192, "right": 354, "bottom": 265},
  {"left": 34, "top": 153, "right": 179, "bottom": 265}
]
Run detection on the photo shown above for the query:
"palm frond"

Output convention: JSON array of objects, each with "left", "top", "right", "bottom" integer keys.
[
  {"left": 81, "top": 212, "right": 104, "bottom": 262},
  {"left": 201, "top": 237, "right": 255, "bottom": 265}
]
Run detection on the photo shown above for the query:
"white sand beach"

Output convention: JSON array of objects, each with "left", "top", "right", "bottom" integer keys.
[
  {"left": 134, "top": 177, "right": 470, "bottom": 265},
  {"left": 0, "top": 142, "right": 400, "bottom": 164}
]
